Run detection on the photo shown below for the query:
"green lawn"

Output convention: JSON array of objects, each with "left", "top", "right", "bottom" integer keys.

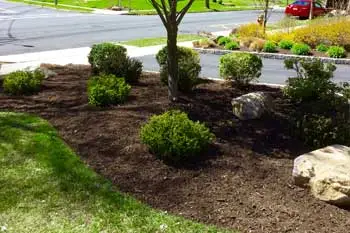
[
  {"left": 120, "top": 34, "right": 204, "bottom": 47},
  {"left": 0, "top": 112, "right": 233, "bottom": 233},
  {"left": 11, "top": 0, "right": 288, "bottom": 12}
]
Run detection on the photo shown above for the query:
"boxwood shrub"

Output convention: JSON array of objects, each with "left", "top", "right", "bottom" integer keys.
[
  {"left": 278, "top": 39, "right": 294, "bottom": 50},
  {"left": 291, "top": 43, "right": 311, "bottom": 55},
  {"left": 263, "top": 41, "right": 278, "bottom": 53},
  {"left": 225, "top": 41, "right": 240, "bottom": 50},
  {"left": 140, "top": 110, "right": 215, "bottom": 163},
  {"left": 316, "top": 44, "right": 329, "bottom": 52},
  {"left": 87, "top": 74, "right": 131, "bottom": 106},
  {"left": 3, "top": 69, "right": 45, "bottom": 95},
  {"left": 156, "top": 46, "right": 201, "bottom": 93},
  {"left": 326, "top": 46, "right": 346, "bottom": 58},
  {"left": 219, "top": 52, "right": 262, "bottom": 85},
  {"left": 88, "top": 43, "right": 142, "bottom": 83},
  {"left": 218, "top": 36, "right": 232, "bottom": 46}
]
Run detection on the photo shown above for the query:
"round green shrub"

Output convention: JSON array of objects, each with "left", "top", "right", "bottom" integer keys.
[
  {"left": 88, "top": 43, "right": 142, "bottom": 83},
  {"left": 326, "top": 46, "right": 346, "bottom": 58},
  {"left": 156, "top": 46, "right": 201, "bottom": 93},
  {"left": 316, "top": 44, "right": 329, "bottom": 52},
  {"left": 225, "top": 41, "right": 240, "bottom": 50},
  {"left": 218, "top": 36, "right": 232, "bottom": 46},
  {"left": 140, "top": 110, "right": 215, "bottom": 163},
  {"left": 263, "top": 41, "right": 278, "bottom": 53},
  {"left": 219, "top": 52, "right": 262, "bottom": 85},
  {"left": 87, "top": 74, "right": 131, "bottom": 106},
  {"left": 291, "top": 43, "right": 311, "bottom": 55},
  {"left": 3, "top": 69, "right": 45, "bottom": 95},
  {"left": 278, "top": 39, "right": 294, "bottom": 50}
]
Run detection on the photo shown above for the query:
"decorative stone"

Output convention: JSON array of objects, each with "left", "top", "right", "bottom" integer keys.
[
  {"left": 231, "top": 92, "right": 273, "bottom": 120},
  {"left": 293, "top": 145, "right": 350, "bottom": 207}
]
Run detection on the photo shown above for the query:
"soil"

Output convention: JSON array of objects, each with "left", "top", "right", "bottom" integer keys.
[{"left": 1, "top": 65, "right": 349, "bottom": 233}]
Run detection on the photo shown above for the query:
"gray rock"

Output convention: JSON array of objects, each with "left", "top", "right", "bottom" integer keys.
[{"left": 231, "top": 92, "right": 273, "bottom": 120}]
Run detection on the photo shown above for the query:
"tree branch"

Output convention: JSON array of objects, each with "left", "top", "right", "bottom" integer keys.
[
  {"left": 160, "top": 0, "right": 169, "bottom": 20},
  {"left": 149, "top": 0, "right": 168, "bottom": 27},
  {"left": 176, "top": 0, "right": 195, "bottom": 25}
]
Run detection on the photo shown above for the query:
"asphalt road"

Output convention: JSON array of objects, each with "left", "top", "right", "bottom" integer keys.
[
  {"left": 0, "top": 0, "right": 284, "bottom": 55},
  {"left": 138, "top": 54, "right": 350, "bottom": 85}
]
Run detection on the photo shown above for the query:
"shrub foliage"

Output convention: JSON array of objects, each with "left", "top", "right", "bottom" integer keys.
[
  {"left": 88, "top": 43, "right": 142, "bottom": 83},
  {"left": 283, "top": 58, "right": 350, "bottom": 147},
  {"left": 87, "top": 74, "right": 131, "bottom": 106},
  {"left": 156, "top": 46, "right": 201, "bottom": 93},
  {"left": 140, "top": 110, "right": 215, "bottom": 163},
  {"left": 219, "top": 52, "right": 262, "bottom": 85},
  {"left": 3, "top": 69, "right": 45, "bottom": 95}
]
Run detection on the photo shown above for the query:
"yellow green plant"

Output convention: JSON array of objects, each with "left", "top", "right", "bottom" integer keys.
[
  {"left": 236, "top": 23, "right": 265, "bottom": 39},
  {"left": 293, "top": 17, "right": 350, "bottom": 49}
]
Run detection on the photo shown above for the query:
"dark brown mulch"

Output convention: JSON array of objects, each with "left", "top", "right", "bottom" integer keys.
[{"left": 1, "top": 65, "right": 349, "bottom": 233}]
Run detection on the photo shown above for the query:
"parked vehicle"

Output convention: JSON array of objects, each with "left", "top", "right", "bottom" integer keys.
[{"left": 285, "top": 0, "right": 327, "bottom": 18}]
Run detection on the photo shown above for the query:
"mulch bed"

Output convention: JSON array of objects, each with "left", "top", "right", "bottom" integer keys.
[{"left": 1, "top": 65, "right": 349, "bottom": 233}]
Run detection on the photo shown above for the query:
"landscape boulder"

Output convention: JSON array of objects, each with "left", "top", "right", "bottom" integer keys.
[
  {"left": 293, "top": 145, "right": 350, "bottom": 207},
  {"left": 231, "top": 92, "right": 273, "bottom": 120}
]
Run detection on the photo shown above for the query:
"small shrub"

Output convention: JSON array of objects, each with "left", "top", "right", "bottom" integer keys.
[
  {"left": 326, "top": 46, "right": 346, "bottom": 58},
  {"left": 87, "top": 74, "right": 131, "bottom": 106},
  {"left": 236, "top": 23, "right": 264, "bottom": 39},
  {"left": 278, "top": 39, "right": 294, "bottom": 50},
  {"left": 88, "top": 43, "right": 142, "bottom": 83},
  {"left": 225, "top": 41, "right": 240, "bottom": 50},
  {"left": 285, "top": 58, "right": 350, "bottom": 147},
  {"left": 218, "top": 0, "right": 222, "bottom": 4},
  {"left": 156, "top": 46, "right": 201, "bottom": 93},
  {"left": 3, "top": 69, "right": 45, "bottom": 95},
  {"left": 283, "top": 58, "right": 338, "bottom": 103},
  {"left": 125, "top": 58, "right": 143, "bottom": 83},
  {"left": 291, "top": 43, "right": 311, "bottom": 55},
  {"left": 316, "top": 44, "right": 329, "bottom": 52},
  {"left": 219, "top": 52, "right": 262, "bottom": 85},
  {"left": 249, "top": 38, "right": 265, "bottom": 52},
  {"left": 294, "top": 113, "right": 350, "bottom": 148},
  {"left": 263, "top": 41, "right": 278, "bottom": 53},
  {"left": 140, "top": 110, "right": 215, "bottom": 163},
  {"left": 218, "top": 36, "right": 232, "bottom": 46}
]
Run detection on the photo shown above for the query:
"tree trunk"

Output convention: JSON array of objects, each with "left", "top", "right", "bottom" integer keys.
[
  {"left": 205, "top": 0, "right": 210, "bottom": 8},
  {"left": 309, "top": 0, "right": 314, "bottom": 20},
  {"left": 166, "top": 25, "right": 179, "bottom": 102},
  {"left": 263, "top": 0, "right": 269, "bottom": 34}
]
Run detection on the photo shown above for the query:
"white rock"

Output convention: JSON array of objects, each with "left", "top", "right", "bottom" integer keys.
[
  {"left": 231, "top": 92, "right": 273, "bottom": 120},
  {"left": 293, "top": 145, "right": 350, "bottom": 207}
]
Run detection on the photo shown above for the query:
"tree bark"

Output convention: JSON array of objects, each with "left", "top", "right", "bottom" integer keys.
[
  {"left": 166, "top": 24, "right": 179, "bottom": 101},
  {"left": 309, "top": 0, "right": 314, "bottom": 20},
  {"left": 205, "top": 0, "right": 210, "bottom": 8},
  {"left": 263, "top": 0, "right": 269, "bottom": 34}
]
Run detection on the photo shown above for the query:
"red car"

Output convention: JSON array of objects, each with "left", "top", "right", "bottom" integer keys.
[{"left": 285, "top": 0, "right": 327, "bottom": 18}]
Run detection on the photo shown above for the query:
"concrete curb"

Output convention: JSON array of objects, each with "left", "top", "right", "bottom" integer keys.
[{"left": 193, "top": 48, "right": 350, "bottom": 65}]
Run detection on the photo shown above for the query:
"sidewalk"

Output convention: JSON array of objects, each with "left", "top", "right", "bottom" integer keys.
[{"left": 0, "top": 41, "right": 193, "bottom": 75}]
